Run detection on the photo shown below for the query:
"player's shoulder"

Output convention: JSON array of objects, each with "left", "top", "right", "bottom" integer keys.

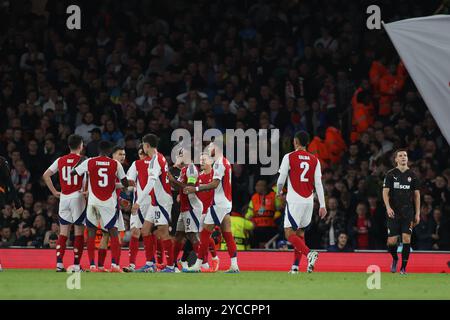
[{"left": 386, "top": 168, "right": 398, "bottom": 176}]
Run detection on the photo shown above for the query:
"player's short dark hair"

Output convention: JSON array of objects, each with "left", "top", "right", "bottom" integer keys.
[
  {"left": 142, "top": 134, "right": 159, "bottom": 148},
  {"left": 394, "top": 148, "right": 408, "bottom": 158},
  {"left": 98, "top": 140, "right": 112, "bottom": 155},
  {"left": 294, "top": 131, "right": 310, "bottom": 147},
  {"left": 67, "top": 134, "right": 83, "bottom": 151},
  {"left": 112, "top": 145, "right": 124, "bottom": 154}
]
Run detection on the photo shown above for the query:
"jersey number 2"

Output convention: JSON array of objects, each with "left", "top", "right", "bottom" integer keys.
[{"left": 300, "top": 162, "right": 309, "bottom": 182}]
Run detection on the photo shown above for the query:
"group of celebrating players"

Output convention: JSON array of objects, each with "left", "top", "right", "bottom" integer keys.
[
  {"left": 39, "top": 129, "right": 417, "bottom": 275},
  {"left": 41, "top": 130, "right": 324, "bottom": 274}
]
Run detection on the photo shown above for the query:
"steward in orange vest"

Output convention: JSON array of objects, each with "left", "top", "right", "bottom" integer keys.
[
  {"left": 325, "top": 126, "right": 347, "bottom": 164},
  {"left": 378, "top": 64, "right": 404, "bottom": 116},
  {"left": 307, "top": 130, "right": 331, "bottom": 168}
]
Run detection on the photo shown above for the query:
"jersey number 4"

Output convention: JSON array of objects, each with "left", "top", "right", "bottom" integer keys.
[
  {"left": 62, "top": 166, "right": 78, "bottom": 185},
  {"left": 300, "top": 162, "right": 309, "bottom": 182}
]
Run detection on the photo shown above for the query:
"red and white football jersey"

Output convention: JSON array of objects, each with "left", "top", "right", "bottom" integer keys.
[
  {"left": 148, "top": 152, "right": 173, "bottom": 206},
  {"left": 178, "top": 163, "right": 200, "bottom": 212},
  {"left": 47, "top": 153, "right": 84, "bottom": 199},
  {"left": 197, "top": 170, "right": 214, "bottom": 214},
  {"left": 127, "top": 156, "right": 152, "bottom": 206},
  {"left": 75, "top": 156, "right": 126, "bottom": 207},
  {"left": 212, "top": 156, "right": 232, "bottom": 208},
  {"left": 278, "top": 149, "right": 322, "bottom": 204}
]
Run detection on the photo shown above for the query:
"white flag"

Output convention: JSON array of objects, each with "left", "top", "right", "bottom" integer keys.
[{"left": 383, "top": 15, "right": 450, "bottom": 145}]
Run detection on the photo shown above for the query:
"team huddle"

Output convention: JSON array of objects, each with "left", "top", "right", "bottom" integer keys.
[{"left": 42, "top": 130, "right": 326, "bottom": 274}]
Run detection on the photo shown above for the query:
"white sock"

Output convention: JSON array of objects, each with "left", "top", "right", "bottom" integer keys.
[
  {"left": 201, "top": 263, "right": 210, "bottom": 269},
  {"left": 212, "top": 256, "right": 219, "bottom": 261},
  {"left": 146, "top": 261, "right": 154, "bottom": 266},
  {"left": 73, "top": 265, "right": 80, "bottom": 271},
  {"left": 167, "top": 265, "right": 174, "bottom": 269},
  {"left": 180, "top": 261, "right": 188, "bottom": 269},
  {"left": 291, "top": 265, "right": 299, "bottom": 270},
  {"left": 194, "top": 259, "right": 203, "bottom": 269},
  {"left": 129, "top": 263, "right": 135, "bottom": 269},
  {"left": 111, "top": 263, "right": 118, "bottom": 269},
  {"left": 231, "top": 257, "right": 238, "bottom": 268},
  {"left": 57, "top": 263, "right": 64, "bottom": 269}
]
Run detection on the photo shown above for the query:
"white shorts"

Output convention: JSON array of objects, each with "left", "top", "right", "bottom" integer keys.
[
  {"left": 176, "top": 210, "right": 202, "bottom": 233},
  {"left": 145, "top": 203, "right": 172, "bottom": 226},
  {"left": 203, "top": 205, "right": 231, "bottom": 226},
  {"left": 58, "top": 194, "right": 86, "bottom": 226},
  {"left": 130, "top": 202, "right": 151, "bottom": 229},
  {"left": 284, "top": 201, "right": 313, "bottom": 230},
  {"left": 116, "top": 210, "right": 125, "bottom": 232},
  {"left": 86, "top": 204, "right": 117, "bottom": 231}
]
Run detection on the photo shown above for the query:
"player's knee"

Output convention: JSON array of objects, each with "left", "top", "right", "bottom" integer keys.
[
  {"left": 387, "top": 237, "right": 398, "bottom": 246},
  {"left": 402, "top": 234, "right": 411, "bottom": 244},
  {"left": 284, "top": 228, "right": 293, "bottom": 239},
  {"left": 131, "top": 228, "right": 140, "bottom": 238}
]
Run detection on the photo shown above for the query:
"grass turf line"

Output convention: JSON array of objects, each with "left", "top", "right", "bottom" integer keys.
[{"left": 0, "top": 270, "right": 449, "bottom": 300}]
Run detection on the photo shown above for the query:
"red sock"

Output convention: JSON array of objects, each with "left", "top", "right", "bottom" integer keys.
[
  {"left": 173, "top": 240, "right": 184, "bottom": 262},
  {"left": 223, "top": 232, "right": 237, "bottom": 258},
  {"left": 56, "top": 235, "right": 68, "bottom": 264},
  {"left": 87, "top": 236, "right": 96, "bottom": 266},
  {"left": 110, "top": 235, "right": 120, "bottom": 265},
  {"left": 143, "top": 235, "right": 155, "bottom": 263},
  {"left": 209, "top": 238, "right": 217, "bottom": 258},
  {"left": 157, "top": 239, "right": 163, "bottom": 263},
  {"left": 73, "top": 235, "right": 84, "bottom": 265},
  {"left": 293, "top": 250, "right": 301, "bottom": 267},
  {"left": 199, "top": 229, "right": 213, "bottom": 261},
  {"left": 288, "top": 234, "right": 310, "bottom": 256},
  {"left": 162, "top": 239, "right": 174, "bottom": 267},
  {"left": 129, "top": 236, "right": 139, "bottom": 265},
  {"left": 98, "top": 248, "right": 107, "bottom": 267},
  {"left": 192, "top": 240, "right": 200, "bottom": 255}
]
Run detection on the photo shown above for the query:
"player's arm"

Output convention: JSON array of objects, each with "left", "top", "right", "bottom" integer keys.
[
  {"left": 314, "top": 160, "right": 327, "bottom": 219},
  {"left": 72, "top": 158, "right": 88, "bottom": 176},
  {"left": 42, "top": 159, "right": 60, "bottom": 198},
  {"left": 184, "top": 163, "right": 219, "bottom": 194},
  {"left": 276, "top": 154, "right": 289, "bottom": 196},
  {"left": 132, "top": 157, "right": 158, "bottom": 212},
  {"left": 413, "top": 176, "right": 421, "bottom": 225},
  {"left": 169, "top": 171, "right": 186, "bottom": 189},
  {"left": 116, "top": 161, "right": 129, "bottom": 189},
  {"left": 382, "top": 173, "right": 394, "bottom": 218}
]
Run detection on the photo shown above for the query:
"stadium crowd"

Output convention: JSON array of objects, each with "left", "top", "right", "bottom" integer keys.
[{"left": 1, "top": 0, "right": 449, "bottom": 252}]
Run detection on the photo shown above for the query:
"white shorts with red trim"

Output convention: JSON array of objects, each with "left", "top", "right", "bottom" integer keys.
[{"left": 283, "top": 201, "right": 313, "bottom": 230}]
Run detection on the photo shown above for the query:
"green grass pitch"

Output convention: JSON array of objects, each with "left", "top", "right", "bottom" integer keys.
[{"left": 1, "top": 270, "right": 449, "bottom": 299}]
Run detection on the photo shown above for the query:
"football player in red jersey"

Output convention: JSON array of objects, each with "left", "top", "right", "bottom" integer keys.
[
  {"left": 131, "top": 134, "right": 175, "bottom": 272},
  {"left": 96, "top": 146, "right": 128, "bottom": 272},
  {"left": 74, "top": 140, "right": 129, "bottom": 272},
  {"left": 184, "top": 140, "right": 239, "bottom": 273},
  {"left": 43, "top": 134, "right": 86, "bottom": 272},
  {"left": 277, "top": 131, "right": 327, "bottom": 273}
]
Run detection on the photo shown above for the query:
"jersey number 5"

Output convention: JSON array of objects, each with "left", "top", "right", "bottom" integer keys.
[
  {"left": 98, "top": 168, "right": 108, "bottom": 187},
  {"left": 62, "top": 166, "right": 78, "bottom": 185},
  {"left": 300, "top": 162, "right": 309, "bottom": 182}
]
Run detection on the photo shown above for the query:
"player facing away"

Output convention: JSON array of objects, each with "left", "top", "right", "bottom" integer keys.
[
  {"left": 74, "top": 140, "right": 129, "bottom": 272},
  {"left": 96, "top": 146, "right": 128, "bottom": 272},
  {"left": 172, "top": 149, "right": 203, "bottom": 272},
  {"left": 122, "top": 144, "right": 148, "bottom": 272},
  {"left": 382, "top": 149, "right": 420, "bottom": 275},
  {"left": 276, "top": 131, "right": 327, "bottom": 274},
  {"left": 184, "top": 140, "right": 239, "bottom": 273},
  {"left": 43, "top": 134, "right": 86, "bottom": 272},
  {"left": 131, "top": 134, "right": 175, "bottom": 273}
]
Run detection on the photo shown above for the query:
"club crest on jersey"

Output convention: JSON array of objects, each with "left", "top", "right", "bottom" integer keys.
[{"left": 407, "top": 177, "right": 411, "bottom": 182}]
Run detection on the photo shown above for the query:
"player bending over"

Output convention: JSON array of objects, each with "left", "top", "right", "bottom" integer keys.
[
  {"left": 184, "top": 139, "right": 239, "bottom": 273},
  {"left": 382, "top": 149, "right": 420, "bottom": 275},
  {"left": 131, "top": 134, "right": 175, "bottom": 273},
  {"left": 43, "top": 134, "right": 86, "bottom": 272},
  {"left": 276, "top": 131, "right": 327, "bottom": 274},
  {"left": 96, "top": 146, "right": 128, "bottom": 272},
  {"left": 74, "top": 141, "right": 129, "bottom": 272}
]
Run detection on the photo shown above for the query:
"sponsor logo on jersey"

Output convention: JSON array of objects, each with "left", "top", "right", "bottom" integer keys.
[{"left": 393, "top": 182, "right": 410, "bottom": 189}]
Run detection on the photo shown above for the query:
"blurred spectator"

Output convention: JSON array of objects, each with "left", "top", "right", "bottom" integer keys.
[
  {"left": 318, "top": 197, "right": 346, "bottom": 249},
  {"left": 327, "top": 232, "right": 354, "bottom": 252},
  {"left": 431, "top": 207, "right": 450, "bottom": 251},
  {"left": 348, "top": 202, "right": 371, "bottom": 250},
  {"left": 0, "top": 226, "right": 16, "bottom": 248},
  {"left": 414, "top": 204, "right": 434, "bottom": 250},
  {"left": 13, "top": 224, "right": 34, "bottom": 247}
]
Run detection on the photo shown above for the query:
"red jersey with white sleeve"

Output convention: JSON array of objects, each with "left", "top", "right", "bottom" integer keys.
[
  {"left": 197, "top": 170, "right": 214, "bottom": 214},
  {"left": 127, "top": 156, "right": 152, "bottom": 206},
  {"left": 178, "top": 163, "right": 202, "bottom": 213},
  {"left": 278, "top": 149, "right": 324, "bottom": 205},
  {"left": 75, "top": 156, "right": 126, "bottom": 208},
  {"left": 47, "top": 153, "right": 84, "bottom": 199},
  {"left": 147, "top": 152, "right": 173, "bottom": 206},
  {"left": 212, "top": 156, "right": 232, "bottom": 209}
]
